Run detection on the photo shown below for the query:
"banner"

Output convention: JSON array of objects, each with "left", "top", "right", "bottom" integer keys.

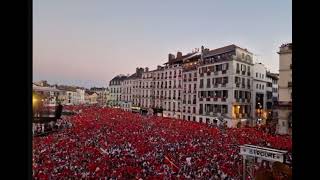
[{"left": 240, "top": 145, "right": 287, "bottom": 162}]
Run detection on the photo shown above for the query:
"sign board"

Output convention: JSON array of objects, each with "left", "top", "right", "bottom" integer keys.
[{"left": 239, "top": 144, "right": 287, "bottom": 163}]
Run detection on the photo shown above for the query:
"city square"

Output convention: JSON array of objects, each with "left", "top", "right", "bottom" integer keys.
[{"left": 33, "top": 0, "right": 292, "bottom": 179}]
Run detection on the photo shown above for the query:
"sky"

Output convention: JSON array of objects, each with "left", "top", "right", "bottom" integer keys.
[{"left": 33, "top": 0, "right": 292, "bottom": 88}]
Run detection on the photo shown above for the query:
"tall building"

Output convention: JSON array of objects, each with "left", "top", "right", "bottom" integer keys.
[
  {"left": 120, "top": 68, "right": 145, "bottom": 111},
  {"left": 109, "top": 75, "right": 127, "bottom": 107},
  {"left": 266, "top": 72, "right": 279, "bottom": 121},
  {"left": 197, "top": 45, "right": 254, "bottom": 127},
  {"left": 277, "top": 43, "right": 292, "bottom": 135},
  {"left": 252, "top": 63, "right": 268, "bottom": 125}
]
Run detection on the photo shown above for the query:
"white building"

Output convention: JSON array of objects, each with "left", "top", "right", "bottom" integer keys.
[
  {"left": 120, "top": 68, "right": 144, "bottom": 111},
  {"left": 114, "top": 44, "right": 279, "bottom": 128},
  {"left": 197, "top": 45, "right": 254, "bottom": 127},
  {"left": 252, "top": 63, "right": 268, "bottom": 125},
  {"left": 277, "top": 43, "right": 292, "bottom": 135},
  {"left": 109, "top": 75, "right": 127, "bottom": 107}
]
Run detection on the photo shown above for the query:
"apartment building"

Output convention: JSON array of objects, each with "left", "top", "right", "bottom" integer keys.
[
  {"left": 252, "top": 63, "right": 268, "bottom": 125},
  {"left": 114, "top": 44, "right": 275, "bottom": 128},
  {"left": 197, "top": 45, "right": 254, "bottom": 127},
  {"left": 109, "top": 75, "right": 127, "bottom": 107},
  {"left": 120, "top": 68, "right": 145, "bottom": 111},
  {"left": 277, "top": 43, "right": 292, "bottom": 135}
]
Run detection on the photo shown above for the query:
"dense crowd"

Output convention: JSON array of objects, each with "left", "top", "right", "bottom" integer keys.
[{"left": 33, "top": 107, "right": 292, "bottom": 179}]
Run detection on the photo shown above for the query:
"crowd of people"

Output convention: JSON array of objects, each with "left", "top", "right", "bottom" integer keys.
[{"left": 33, "top": 106, "right": 292, "bottom": 179}]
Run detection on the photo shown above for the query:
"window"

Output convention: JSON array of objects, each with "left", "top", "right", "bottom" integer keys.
[
  {"left": 193, "top": 107, "right": 196, "bottom": 114},
  {"left": 256, "top": 84, "right": 258, "bottom": 89},
  {"left": 234, "top": 90, "right": 238, "bottom": 98},
  {"left": 262, "top": 74, "right": 264, "bottom": 79},
  {"left": 207, "top": 78, "right": 211, "bottom": 88},
  {"left": 242, "top": 53, "right": 244, "bottom": 59},
  {"left": 200, "top": 79, "right": 204, "bottom": 88},
  {"left": 236, "top": 63, "right": 240, "bottom": 73},
  {"left": 262, "top": 85, "right": 264, "bottom": 90},
  {"left": 256, "top": 73, "right": 258, "bottom": 78}
]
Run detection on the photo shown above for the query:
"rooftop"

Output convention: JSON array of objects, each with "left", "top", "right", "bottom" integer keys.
[{"left": 204, "top": 44, "right": 252, "bottom": 57}]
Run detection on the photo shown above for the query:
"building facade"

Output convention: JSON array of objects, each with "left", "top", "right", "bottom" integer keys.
[
  {"left": 90, "top": 87, "right": 108, "bottom": 106},
  {"left": 252, "top": 63, "right": 268, "bottom": 125},
  {"left": 277, "top": 43, "right": 292, "bottom": 135},
  {"left": 197, "top": 45, "right": 254, "bottom": 127},
  {"left": 109, "top": 75, "right": 127, "bottom": 107},
  {"left": 112, "top": 44, "right": 283, "bottom": 128}
]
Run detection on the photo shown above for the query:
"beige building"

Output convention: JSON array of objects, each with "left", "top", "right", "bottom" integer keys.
[
  {"left": 85, "top": 91, "right": 98, "bottom": 105},
  {"left": 277, "top": 43, "right": 292, "bottom": 135}
]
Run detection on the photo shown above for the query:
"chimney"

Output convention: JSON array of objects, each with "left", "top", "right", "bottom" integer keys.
[
  {"left": 157, "top": 65, "right": 161, "bottom": 70},
  {"left": 168, "top": 53, "right": 175, "bottom": 61},
  {"left": 201, "top": 46, "right": 204, "bottom": 52},
  {"left": 145, "top": 67, "right": 149, "bottom": 72},
  {"left": 177, "top": 51, "right": 182, "bottom": 59}
]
